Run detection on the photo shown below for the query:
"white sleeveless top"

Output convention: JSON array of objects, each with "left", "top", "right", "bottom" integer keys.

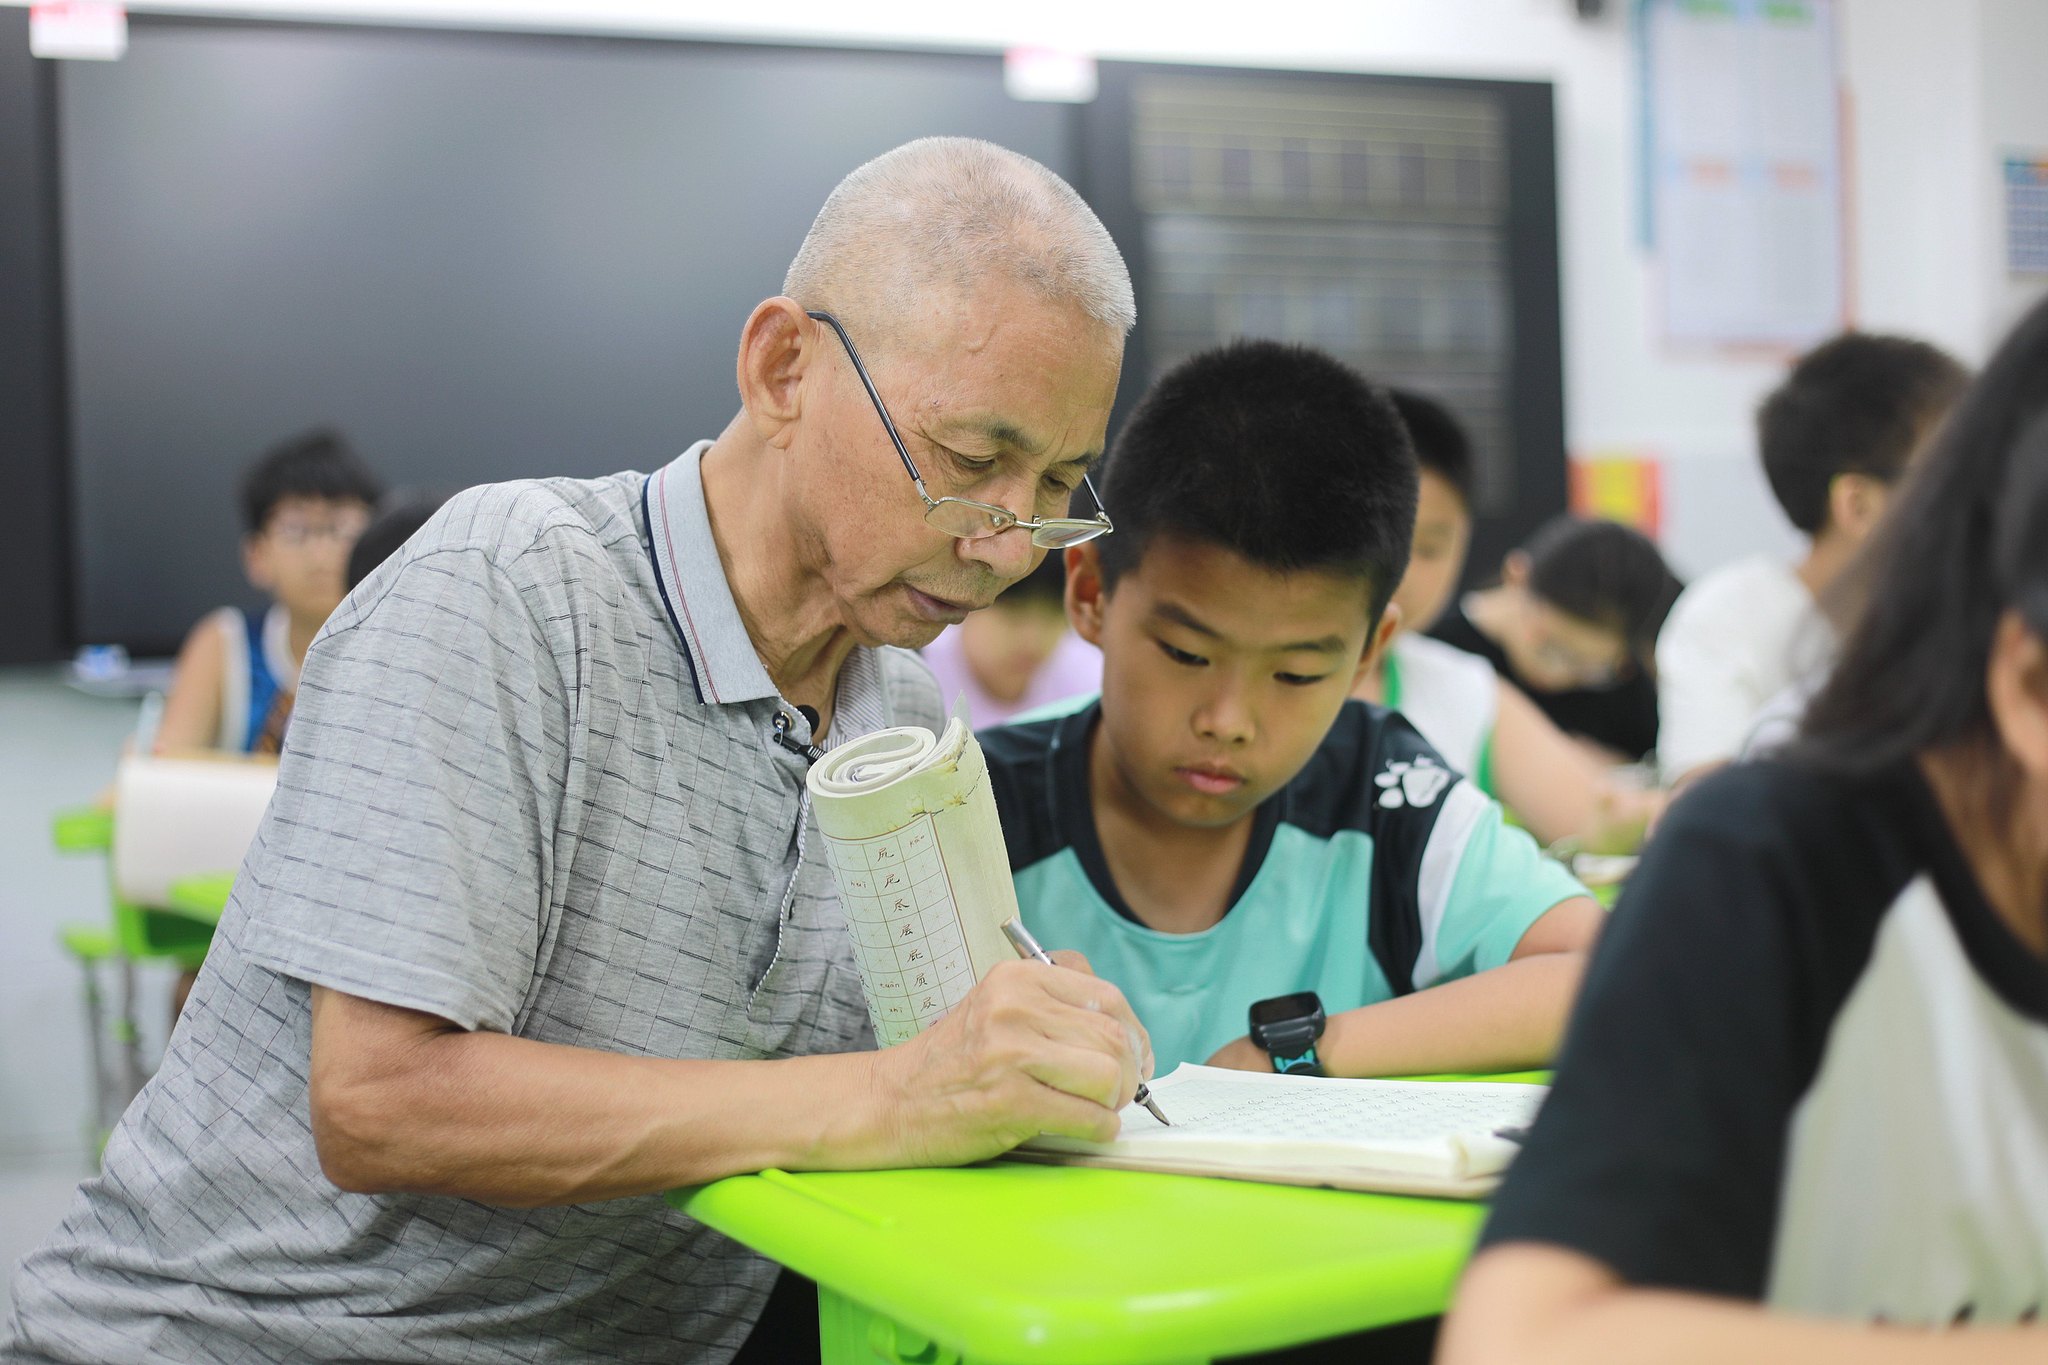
[{"left": 1384, "top": 633, "right": 1498, "bottom": 783}]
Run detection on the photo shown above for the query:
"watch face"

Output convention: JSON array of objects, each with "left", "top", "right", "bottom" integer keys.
[{"left": 1249, "top": 991, "right": 1323, "bottom": 1030}]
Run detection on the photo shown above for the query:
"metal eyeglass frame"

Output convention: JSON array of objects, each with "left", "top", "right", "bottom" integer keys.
[{"left": 805, "top": 309, "right": 1114, "bottom": 549}]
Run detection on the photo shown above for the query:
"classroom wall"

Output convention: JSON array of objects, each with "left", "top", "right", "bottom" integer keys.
[
  {"left": 1977, "top": 0, "right": 2048, "bottom": 344},
  {"left": 16, "top": 0, "right": 2039, "bottom": 580},
  {"left": 0, "top": 10, "right": 68, "bottom": 667},
  {"left": 1842, "top": 0, "right": 1983, "bottom": 361},
  {"left": 1846, "top": 0, "right": 2048, "bottom": 366}
]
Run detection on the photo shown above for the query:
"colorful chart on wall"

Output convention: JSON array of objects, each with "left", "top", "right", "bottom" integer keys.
[
  {"left": 1570, "top": 451, "right": 1664, "bottom": 538},
  {"left": 1639, "top": 0, "right": 1847, "bottom": 350},
  {"left": 2005, "top": 156, "right": 2048, "bottom": 277}
]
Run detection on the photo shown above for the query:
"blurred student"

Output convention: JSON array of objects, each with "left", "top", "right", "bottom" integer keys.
[
  {"left": 922, "top": 554, "right": 1100, "bottom": 726},
  {"left": 984, "top": 342, "right": 1600, "bottom": 1079},
  {"left": 1430, "top": 515, "right": 1680, "bottom": 765},
  {"left": 1439, "top": 287, "right": 2048, "bottom": 1365},
  {"left": 1356, "top": 391, "right": 1658, "bottom": 849},
  {"left": 1656, "top": 332, "right": 1967, "bottom": 784},
  {"left": 153, "top": 428, "right": 382, "bottom": 755}
]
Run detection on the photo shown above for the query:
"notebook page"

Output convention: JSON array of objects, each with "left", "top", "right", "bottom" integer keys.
[{"left": 1027, "top": 1063, "right": 1546, "bottom": 1181}]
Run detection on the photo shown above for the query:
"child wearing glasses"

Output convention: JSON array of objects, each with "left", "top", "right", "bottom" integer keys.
[
  {"left": 978, "top": 340, "right": 1601, "bottom": 1078},
  {"left": 1352, "top": 390, "right": 1660, "bottom": 851},
  {"left": 1429, "top": 515, "right": 1681, "bottom": 765},
  {"left": 154, "top": 428, "right": 383, "bottom": 755}
]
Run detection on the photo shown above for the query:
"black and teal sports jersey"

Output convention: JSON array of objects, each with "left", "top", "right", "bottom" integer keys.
[{"left": 980, "top": 699, "right": 1587, "bottom": 1070}]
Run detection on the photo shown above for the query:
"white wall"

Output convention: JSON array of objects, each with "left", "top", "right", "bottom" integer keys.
[
  {"left": 1977, "top": 0, "right": 2048, "bottom": 343},
  {"left": 1844, "top": 0, "right": 2047, "bottom": 361},
  {"left": 1844, "top": 0, "right": 1987, "bottom": 359}
]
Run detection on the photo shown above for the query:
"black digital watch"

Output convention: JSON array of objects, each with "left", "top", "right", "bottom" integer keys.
[{"left": 1247, "top": 991, "right": 1327, "bottom": 1077}]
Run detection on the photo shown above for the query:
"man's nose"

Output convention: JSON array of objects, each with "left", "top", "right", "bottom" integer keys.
[{"left": 956, "top": 524, "right": 1039, "bottom": 587}]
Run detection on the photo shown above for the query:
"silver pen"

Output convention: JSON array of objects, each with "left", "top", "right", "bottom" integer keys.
[{"left": 1000, "top": 917, "right": 1170, "bottom": 1126}]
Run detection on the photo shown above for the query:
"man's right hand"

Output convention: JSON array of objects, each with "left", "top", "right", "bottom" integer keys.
[
  {"left": 304, "top": 958, "right": 1153, "bottom": 1205},
  {"left": 857, "top": 954, "right": 1153, "bottom": 1169}
]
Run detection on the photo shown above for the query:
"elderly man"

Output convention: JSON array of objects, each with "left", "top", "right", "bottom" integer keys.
[{"left": 4, "top": 138, "right": 1145, "bottom": 1364}]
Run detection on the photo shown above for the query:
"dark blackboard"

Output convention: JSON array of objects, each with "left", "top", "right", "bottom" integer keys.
[
  {"left": 58, "top": 19, "right": 1069, "bottom": 650},
  {"left": 36, "top": 16, "right": 1563, "bottom": 658}
]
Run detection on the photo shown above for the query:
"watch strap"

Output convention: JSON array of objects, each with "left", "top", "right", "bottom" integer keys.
[{"left": 1269, "top": 1045, "right": 1323, "bottom": 1077}]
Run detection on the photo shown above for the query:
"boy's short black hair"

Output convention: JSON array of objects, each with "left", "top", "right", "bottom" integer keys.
[
  {"left": 1095, "top": 340, "right": 1418, "bottom": 621},
  {"left": 346, "top": 493, "right": 450, "bottom": 591},
  {"left": 1521, "top": 515, "right": 1683, "bottom": 666},
  {"left": 1793, "top": 293, "right": 2048, "bottom": 782},
  {"left": 1758, "top": 332, "right": 1967, "bottom": 535},
  {"left": 1388, "top": 388, "right": 1474, "bottom": 505},
  {"left": 239, "top": 427, "right": 384, "bottom": 535}
]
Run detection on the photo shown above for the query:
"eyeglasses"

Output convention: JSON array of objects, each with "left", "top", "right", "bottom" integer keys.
[
  {"left": 1524, "top": 611, "right": 1630, "bottom": 688},
  {"left": 265, "top": 514, "right": 369, "bottom": 548},
  {"left": 1529, "top": 636, "right": 1625, "bottom": 689},
  {"left": 806, "top": 310, "right": 1114, "bottom": 549}
]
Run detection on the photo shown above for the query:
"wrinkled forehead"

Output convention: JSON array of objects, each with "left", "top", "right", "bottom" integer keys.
[
  {"left": 879, "top": 279, "right": 1121, "bottom": 369},
  {"left": 878, "top": 297, "right": 1122, "bottom": 458}
]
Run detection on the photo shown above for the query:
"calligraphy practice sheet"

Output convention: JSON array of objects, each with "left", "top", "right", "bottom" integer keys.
[
  {"left": 807, "top": 719, "right": 1019, "bottom": 1047},
  {"left": 830, "top": 814, "right": 979, "bottom": 1040}
]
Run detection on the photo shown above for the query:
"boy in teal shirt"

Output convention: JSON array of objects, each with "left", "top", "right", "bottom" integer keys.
[{"left": 981, "top": 341, "right": 1599, "bottom": 1076}]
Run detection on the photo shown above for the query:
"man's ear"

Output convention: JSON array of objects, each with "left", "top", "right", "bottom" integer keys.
[
  {"left": 1352, "top": 603, "right": 1402, "bottom": 694},
  {"left": 734, "top": 297, "right": 814, "bottom": 450},
  {"left": 1066, "top": 543, "right": 1108, "bottom": 645},
  {"left": 1827, "top": 473, "right": 1891, "bottom": 542},
  {"left": 1501, "top": 549, "right": 1532, "bottom": 588},
  {"left": 1988, "top": 610, "right": 2048, "bottom": 786}
]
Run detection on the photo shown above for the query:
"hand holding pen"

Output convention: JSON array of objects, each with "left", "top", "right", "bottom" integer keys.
[{"left": 1002, "top": 918, "right": 1170, "bottom": 1126}]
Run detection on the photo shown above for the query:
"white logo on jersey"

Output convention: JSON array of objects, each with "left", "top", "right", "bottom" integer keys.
[{"left": 1374, "top": 755, "right": 1452, "bottom": 809}]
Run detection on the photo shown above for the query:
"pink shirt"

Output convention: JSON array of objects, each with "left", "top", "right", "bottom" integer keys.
[{"left": 920, "top": 626, "right": 1103, "bottom": 729}]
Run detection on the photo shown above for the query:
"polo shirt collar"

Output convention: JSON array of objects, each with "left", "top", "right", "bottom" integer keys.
[
  {"left": 645, "top": 442, "right": 782, "bottom": 706},
  {"left": 644, "top": 445, "right": 892, "bottom": 750}
]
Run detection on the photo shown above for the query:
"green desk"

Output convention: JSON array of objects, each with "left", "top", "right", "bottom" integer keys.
[
  {"left": 164, "top": 872, "right": 235, "bottom": 924},
  {"left": 669, "top": 1072, "right": 1541, "bottom": 1365}
]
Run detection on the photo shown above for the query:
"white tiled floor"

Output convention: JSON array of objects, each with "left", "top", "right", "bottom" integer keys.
[{"left": 0, "top": 1156, "right": 88, "bottom": 1319}]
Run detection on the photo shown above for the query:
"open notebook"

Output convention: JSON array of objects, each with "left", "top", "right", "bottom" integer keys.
[{"left": 1011, "top": 1064, "right": 1548, "bottom": 1199}]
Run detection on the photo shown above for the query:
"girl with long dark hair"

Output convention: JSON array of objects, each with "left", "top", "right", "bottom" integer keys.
[
  {"left": 1439, "top": 299, "right": 2048, "bottom": 1360},
  {"left": 1431, "top": 514, "right": 1682, "bottom": 763}
]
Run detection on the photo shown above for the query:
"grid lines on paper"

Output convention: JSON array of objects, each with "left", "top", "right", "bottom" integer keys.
[
  {"left": 829, "top": 813, "right": 974, "bottom": 1044},
  {"left": 1172, "top": 1082, "right": 1538, "bottom": 1143}
]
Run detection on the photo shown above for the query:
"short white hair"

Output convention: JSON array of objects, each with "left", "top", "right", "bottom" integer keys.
[{"left": 783, "top": 137, "right": 1135, "bottom": 342}]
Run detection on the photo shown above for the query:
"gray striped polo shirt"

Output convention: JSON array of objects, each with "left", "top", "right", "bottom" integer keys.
[{"left": 3, "top": 443, "right": 943, "bottom": 1364}]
